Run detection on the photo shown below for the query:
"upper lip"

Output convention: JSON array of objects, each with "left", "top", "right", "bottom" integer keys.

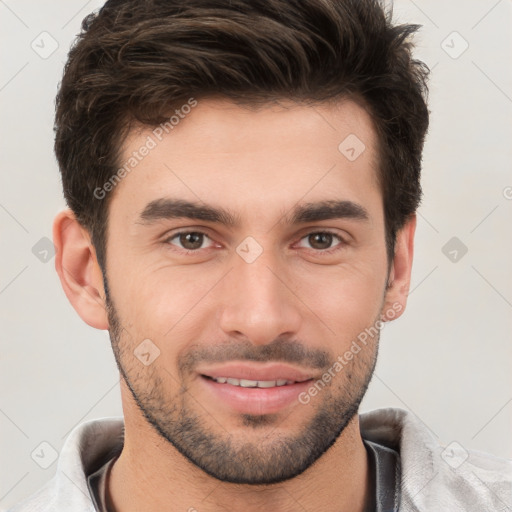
[{"left": 198, "top": 362, "right": 316, "bottom": 382}]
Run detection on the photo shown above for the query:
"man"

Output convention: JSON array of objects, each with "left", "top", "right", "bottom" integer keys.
[{"left": 9, "top": 0, "right": 511, "bottom": 510}]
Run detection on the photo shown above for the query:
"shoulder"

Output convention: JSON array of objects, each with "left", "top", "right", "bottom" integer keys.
[
  {"left": 7, "top": 479, "right": 57, "bottom": 512},
  {"left": 7, "top": 417, "right": 124, "bottom": 512},
  {"left": 360, "top": 408, "right": 512, "bottom": 511}
]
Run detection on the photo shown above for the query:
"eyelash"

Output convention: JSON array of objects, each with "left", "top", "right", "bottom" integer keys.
[{"left": 163, "top": 230, "right": 347, "bottom": 255}]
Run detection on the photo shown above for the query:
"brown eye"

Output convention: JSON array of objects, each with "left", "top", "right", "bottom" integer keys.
[
  {"left": 308, "top": 232, "right": 334, "bottom": 250},
  {"left": 179, "top": 232, "right": 204, "bottom": 250},
  {"left": 167, "top": 231, "right": 211, "bottom": 251},
  {"left": 296, "top": 231, "right": 345, "bottom": 252}
]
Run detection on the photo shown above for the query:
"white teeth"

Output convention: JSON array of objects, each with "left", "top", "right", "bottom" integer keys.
[
  {"left": 239, "top": 379, "right": 259, "bottom": 387},
  {"left": 210, "top": 377, "right": 296, "bottom": 387},
  {"left": 257, "top": 380, "right": 277, "bottom": 388}
]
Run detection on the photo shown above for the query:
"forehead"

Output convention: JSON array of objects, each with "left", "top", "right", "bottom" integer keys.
[{"left": 112, "top": 97, "right": 381, "bottom": 224}]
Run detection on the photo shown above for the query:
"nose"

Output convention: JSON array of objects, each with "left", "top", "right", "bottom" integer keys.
[{"left": 218, "top": 247, "right": 303, "bottom": 345}]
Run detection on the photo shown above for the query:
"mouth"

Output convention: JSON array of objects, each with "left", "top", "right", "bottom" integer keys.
[
  {"left": 203, "top": 375, "right": 309, "bottom": 388},
  {"left": 196, "top": 362, "right": 316, "bottom": 415}
]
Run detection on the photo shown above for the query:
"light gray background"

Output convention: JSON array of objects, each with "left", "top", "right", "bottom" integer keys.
[{"left": 1, "top": 0, "right": 511, "bottom": 509}]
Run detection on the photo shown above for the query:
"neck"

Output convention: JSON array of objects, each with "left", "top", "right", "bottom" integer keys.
[{"left": 107, "top": 386, "right": 370, "bottom": 512}]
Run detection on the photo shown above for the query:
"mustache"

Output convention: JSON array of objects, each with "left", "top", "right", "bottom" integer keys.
[{"left": 179, "top": 338, "right": 331, "bottom": 373}]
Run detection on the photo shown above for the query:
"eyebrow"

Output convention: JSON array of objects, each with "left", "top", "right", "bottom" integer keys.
[{"left": 137, "top": 198, "right": 369, "bottom": 227}]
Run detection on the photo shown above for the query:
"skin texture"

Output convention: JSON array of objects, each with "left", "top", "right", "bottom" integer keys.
[{"left": 53, "top": 98, "right": 415, "bottom": 512}]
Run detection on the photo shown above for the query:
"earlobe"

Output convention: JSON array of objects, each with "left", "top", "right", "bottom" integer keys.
[
  {"left": 382, "top": 215, "right": 416, "bottom": 322},
  {"left": 53, "top": 209, "right": 109, "bottom": 330}
]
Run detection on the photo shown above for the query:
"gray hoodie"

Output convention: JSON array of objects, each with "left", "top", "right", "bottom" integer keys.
[{"left": 8, "top": 408, "right": 512, "bottom": 511}]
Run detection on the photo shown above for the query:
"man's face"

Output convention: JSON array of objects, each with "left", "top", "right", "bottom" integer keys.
[{"left": 104, "top": 98, "right": 392, "bottom": 484}]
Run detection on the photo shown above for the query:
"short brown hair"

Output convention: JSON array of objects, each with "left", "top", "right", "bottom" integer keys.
[{"left": 55, "top": 0, "right": 430, "bottom": 271}]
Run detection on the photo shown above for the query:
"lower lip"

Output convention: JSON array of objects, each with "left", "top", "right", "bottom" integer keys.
[{"left": 199, "top": 376, "right": 313, "bottom": 415}]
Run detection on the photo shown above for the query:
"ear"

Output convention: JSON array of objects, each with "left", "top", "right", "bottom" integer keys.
[
  {"left": 381, "top": 215, "right": 416, "bottom": 322},
  {"left": 53, "top": 209, "right": 109, "bottom": 330}
]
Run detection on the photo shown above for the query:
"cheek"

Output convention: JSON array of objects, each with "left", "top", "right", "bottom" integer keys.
[
  {"left": 111, "top": 262, "right": 224, "bottom": 345},
  {"left": 295, "top": 263, "right": 386, "bottom": 343}
]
